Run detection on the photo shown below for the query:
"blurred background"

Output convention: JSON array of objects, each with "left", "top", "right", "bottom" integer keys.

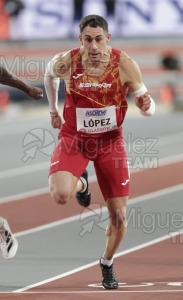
[
  {"left": 0, "top": 0, "right": 183, "bottom": 115},
  {"left": 1, "top": 1, "right": 183, "bottom": 290},
  {"left": 0, "top": 1, "right": 183, "bottom": 188}
]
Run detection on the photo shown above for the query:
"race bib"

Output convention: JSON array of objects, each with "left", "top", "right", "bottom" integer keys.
[{"left": 76, "top": 106, "right": 117, "bottom": 134}]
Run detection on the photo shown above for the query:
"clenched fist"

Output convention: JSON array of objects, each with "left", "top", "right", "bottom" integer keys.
[
  {"left": 50, "top": 113, "right": 62, "bottom": 129},
  {"left": 27, "top": 87, "right": 43, "bottom": 100},
  {"left": 135, "top": 91, "right": 151, "bottom": 112}
]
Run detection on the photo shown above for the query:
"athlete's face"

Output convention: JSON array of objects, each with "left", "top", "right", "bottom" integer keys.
[{"left": 80, "top": 26, "right": 111, "bottom": 63}]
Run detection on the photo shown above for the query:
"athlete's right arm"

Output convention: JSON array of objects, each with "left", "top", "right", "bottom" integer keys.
[{"left": 44, "top": 51, "right": 70, "bottom": 128}]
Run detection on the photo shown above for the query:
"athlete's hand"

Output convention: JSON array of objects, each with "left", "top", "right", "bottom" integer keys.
[
  {"left": 27, "top": 87, "right": 43, "bottom": 100},
  {"left": 135, "top": 91, "right": 151, "bottom": 112},
  {"left": 50, "top": 113, "right": 62, "bottom": 129}
]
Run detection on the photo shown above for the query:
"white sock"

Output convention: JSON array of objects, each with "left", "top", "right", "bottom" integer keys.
[
  {"left": 101, "top": 256, "right": 113, "bottom": 267},
  {"left": 79, "top": 176, "right": 87, "bottom": 193}
]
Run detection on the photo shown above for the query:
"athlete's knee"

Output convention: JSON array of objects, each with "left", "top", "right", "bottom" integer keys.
[
  {"left": 111, "top": 209, "right": 127, "bottom": 230},
  {"left": 49, "top": 185, "right": 70, "bottom": 205}
]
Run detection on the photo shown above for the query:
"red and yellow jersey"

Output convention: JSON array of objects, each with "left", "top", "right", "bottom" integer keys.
[{"left": 62, "top": 47, "right": 128, "bottom": 139}]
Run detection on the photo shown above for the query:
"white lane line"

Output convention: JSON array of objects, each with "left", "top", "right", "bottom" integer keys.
[
  {"left": 13, "top": 183, "right": 183, "bottom": 238},
  {"left": 13, "top": 229, "right": 183, "bottom": 293},
  {"left": 8, "top": 290, "right": 183, "bottom": 294},
  {"left": 0, "top": 161, "right": 49, "bottom": 179},
  {"left": 129, "top": 183, "right": 183, "bottom": 205},
  {"left": 14, "top": 215, "right": 81, "bottom": 238},
  {"left": 0, "top": 187, "right": 49, "bottom": 204},
  {"left": 0, "top": 152, "right": 182, "bottom": 181},
  {"left": 151, "top": 153, "right": 183, "bottom": 167},
  {"left": 1, "top": 154, "right": 183, "bottom": 204}
]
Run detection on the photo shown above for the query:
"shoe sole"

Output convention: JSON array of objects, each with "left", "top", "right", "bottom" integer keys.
[{"left": 102, "top": 284, "right": 119, "bottom": 289}]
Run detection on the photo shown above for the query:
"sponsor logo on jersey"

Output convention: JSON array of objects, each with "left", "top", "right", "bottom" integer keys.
[{"left": 79, "top": 82, "right": 112, "bottom": 88}]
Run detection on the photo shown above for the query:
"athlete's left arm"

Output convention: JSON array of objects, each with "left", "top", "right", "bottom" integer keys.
[{"left": 119, "top": 52, "right": 155, "bottom": 116}]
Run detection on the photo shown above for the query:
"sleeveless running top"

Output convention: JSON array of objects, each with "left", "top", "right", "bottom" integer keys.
[{"left": 61, "top": 47, "right": 128, "bottom": 139}]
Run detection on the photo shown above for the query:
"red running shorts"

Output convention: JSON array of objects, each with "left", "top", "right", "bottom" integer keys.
[{"left": 49, "top": 131, "right": 130, "bottom": 200}]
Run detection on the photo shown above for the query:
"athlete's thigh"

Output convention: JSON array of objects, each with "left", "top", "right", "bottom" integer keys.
[
  {"left": 94, "top": 136, "right": 130, "bottom": 200},
  {"left": 49, "top": 133, "right": 89, "bottom": 179}
]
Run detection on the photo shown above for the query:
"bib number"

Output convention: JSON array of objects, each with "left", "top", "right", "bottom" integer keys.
[{"left": 76, "top": 106, "right": 117, "bottom": 134}]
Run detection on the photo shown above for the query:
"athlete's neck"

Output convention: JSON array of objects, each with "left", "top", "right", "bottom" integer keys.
[{"left": 81, "top": 47, "right": 111, "bottom": 76}]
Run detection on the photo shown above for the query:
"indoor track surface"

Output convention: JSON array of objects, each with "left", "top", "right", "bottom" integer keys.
[{"left": 0, "top": 105, "right": 183, "bottom": 299}]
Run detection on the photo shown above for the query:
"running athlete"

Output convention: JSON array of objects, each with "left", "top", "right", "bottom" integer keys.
[
  {"left": 44, "top": 15, "right": 155, "bottom": 289},
  {"left": 0, "top": 65, "right": 43, "bottom": 259}
]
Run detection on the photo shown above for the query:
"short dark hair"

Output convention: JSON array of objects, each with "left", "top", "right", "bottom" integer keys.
[{"left": 79, "top": 15, "right": 108, "bottom": 33}]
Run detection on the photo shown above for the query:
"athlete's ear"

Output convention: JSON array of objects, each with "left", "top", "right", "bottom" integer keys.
[
  {"left": 79, "top": 34, "right": 83, "bottom": 45},
  {"left": 106, "top": 33, "right": 111, "bottom": 43}
]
